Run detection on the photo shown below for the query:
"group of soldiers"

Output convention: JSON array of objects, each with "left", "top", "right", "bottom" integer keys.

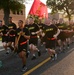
[{"left": 0, "top": 17, "right": 74, "bottom": 71}]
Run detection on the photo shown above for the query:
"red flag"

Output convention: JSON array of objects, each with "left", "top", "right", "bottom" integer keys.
[
  {"left": 29, "top": 0, "right": 41, "bottom": 15},
  {"left": 29, "top": 0, "right": 48, "bottom": 18},
  {"left": 37, "top": 2, "right": 48, "bottom": 18}
]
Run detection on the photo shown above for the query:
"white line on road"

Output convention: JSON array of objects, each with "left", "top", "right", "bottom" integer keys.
[{"left": 0, "top": 48, "right": 4, "bottom": 51}]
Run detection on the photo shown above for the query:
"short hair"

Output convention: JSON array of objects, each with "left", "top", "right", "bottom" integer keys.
[
  {"left": 19, "top": 20, "right": 23, "bottom": 23},
  {"left": 29, "top": 17, "right": 34, "bottom": 21},
  {"left": 9, "top": 16, "right": 12, "bottom": 19},
  {"left": 29, "top": 17, "right": 33, "bottom": 19}
]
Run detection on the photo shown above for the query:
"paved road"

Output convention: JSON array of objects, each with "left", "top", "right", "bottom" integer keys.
[
  {"left": 0, "top": 43, "right": 49, "bottom": 75},
  {"left": 41, "top": 48, "right": 74, "bottom": 75},
  {"left": 0, "top": 42, "right": 74, "bottom": 75},
  {"left": 29, "top": 43, "right": 74, "bottom": 75}
]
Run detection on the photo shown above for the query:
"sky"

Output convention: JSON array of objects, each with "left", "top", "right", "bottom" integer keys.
[
  {"left": 24, "top": 0, "right": 51, "bottom": 18},
  {"left": 40, "top": 0, "right": 47, "bottom": 4}
]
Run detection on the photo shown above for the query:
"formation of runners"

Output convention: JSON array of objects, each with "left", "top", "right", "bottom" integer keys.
[{"left": 0, "top": 17, "right": 74, "bottom": 72}]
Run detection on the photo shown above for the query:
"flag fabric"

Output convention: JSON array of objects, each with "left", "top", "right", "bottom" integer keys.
[
  {"left": 29, "top": 0, "right": 48, "bottom": 18},
  {"left": 29, "top": 0, "right": 41, "bottom": 15},
  {"left": 37, "top": 2, "right": 48, "bottom": 18}
]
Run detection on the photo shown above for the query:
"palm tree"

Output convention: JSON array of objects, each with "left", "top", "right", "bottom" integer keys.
[{"left": 0, "top": 0, "right": 24, "bottom": 25}]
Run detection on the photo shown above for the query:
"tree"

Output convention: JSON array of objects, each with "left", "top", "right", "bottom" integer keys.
[
  {"left": 0, "top": 0, "right": 24, "bottom": 25},
  {"left": 47, "top": 0, "right": 74, "bottom": 21}
]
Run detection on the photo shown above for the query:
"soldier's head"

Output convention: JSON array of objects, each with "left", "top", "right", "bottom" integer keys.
[
  {"left": 44, "top": 19, "right": 52, "bottom": 26},
  {"left": 52, "top": 19, "right": 57, "bottom": 25},
  {"left": 18, "top": 20, "right": 23, "bottom": 28},
  {"left": 9, "top": 17, "right": 12, "bottom": 23},
  {"left": 28, "top": 17, "right": 34, "bottom": 24}
]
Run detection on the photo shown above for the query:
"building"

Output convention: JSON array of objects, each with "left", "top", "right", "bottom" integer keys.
[
  {"left": 0, "top": 0, "right": 25, "bottom": 25},
  {"left": 0, "top": 0, "right": 71, "bottom": 25}
]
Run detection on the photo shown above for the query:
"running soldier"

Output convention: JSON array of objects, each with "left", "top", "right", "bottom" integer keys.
[
  {"left": 38, "top": 20, "right": 48, "bottom": 52},
  {"left": 65, "top": 22, "right": 73, "bottom": 49},
  {"left": 27, "top": 18, "right": 41, "bottom": 60},
  {"left": 7, "top": 17, "right": 17, "bottom": 52},
  {"left": 43, "top": 19, "right": 60, "bottom": 60},
  {"left": 0, "top": 20, "right": 9, "bottom": 54},
  {"left": 56, "top": 18, "right": 68, "bottom": 52},
  {"left": 15, "top": 20, "right": 30, "bottom": 71},
  {"left": 37, "top": 20, "right": 46, "bottom": 46}
]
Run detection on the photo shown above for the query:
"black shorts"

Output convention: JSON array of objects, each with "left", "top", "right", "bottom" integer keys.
[
  {"left": 66, "top": 32, "right": 73, "bottom": 38},
  {"left": 2, "top": 36, "right": 8, "bottom": 43},
  {"left": 29, "top": 38, "right": 38, "bottom": 45},
  {"left": 8, "top": 36, "right": 15, "bottom": 42},
  {"left": 57, "top": 32, "right": 66, "bottom": 41},
  {"left": 17, "top": 44, "right": 27, "bottom": 54},
  {"left": 45, "top": 39, "right": 56, "bottom": 49}
]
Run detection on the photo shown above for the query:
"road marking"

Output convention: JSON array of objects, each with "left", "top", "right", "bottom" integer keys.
[
  {"left": 23, "top": 47, "right": 74, "bottom": 75},
  {"left": 67, "top": 48, "right": 74, "bottom": 53},
  {"left": 0, "top": 48, "right": 4, "bottom": 51},
  {"left": 0, "top": 48, "right": 10, "bottom": 51},
  {"left": 23, "top": 57, "right": 51, "bottom": 75}
]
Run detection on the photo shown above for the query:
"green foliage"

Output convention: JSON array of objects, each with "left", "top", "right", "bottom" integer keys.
[
  {"left": 0, "top": 0, "right": 24, "bottom": 25},
  {"left": 47, "top": 0, "right": 74, "bottom": 20},
  {"left": 28, "top": 15, "right": 44, "bottom": 24},
  {"left": 47, "top": 0, "right": 57, "bottom": 13},
  {"left": 9, "top": 0, "right": 24, "bottom": 12},
  {"left": 0, "top": 0, "right": 24, "bottom": 11},
  {"left": 28, "top": 15, "right": 39, "bottom": 24}
]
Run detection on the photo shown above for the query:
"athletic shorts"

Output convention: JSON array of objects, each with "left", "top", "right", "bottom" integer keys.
[
  {"left": 2, "top": 36, "right": 8, "bottom": 43},
  {"left": 8, "top": 36, "right": 15, "bottom": 42},
  {"left": 66, "top": 32, "right": 73, "bottom": 38},
  {"left": 57, "top": 32, "right": 66, "bottom": 41},
  {"left": 45, "top": 39, "right": 56, "bottom": 49},
  {"left": 29, "top": 38, "right": 38, "bottom": 45},
  {"left": 17, "top": 44, "right": 27, "bottom": 54}
]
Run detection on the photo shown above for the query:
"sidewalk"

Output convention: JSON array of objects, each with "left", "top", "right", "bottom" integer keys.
[{"left": 0, "top": 41, "right": 4, "bottom": 51}]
